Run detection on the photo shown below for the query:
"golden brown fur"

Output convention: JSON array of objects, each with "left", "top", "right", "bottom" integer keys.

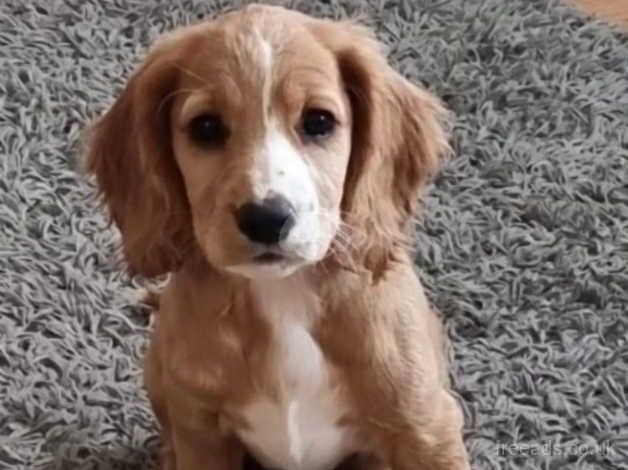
[
  {"left": 88, "top": 5, "right": 469, "bottom": 470},
  {"left": 573, "top": 0, "right": 628, "bottom": 26}
]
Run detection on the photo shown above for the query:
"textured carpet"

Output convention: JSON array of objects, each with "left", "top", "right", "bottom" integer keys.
[{"left": 1, "top": 0, "right": 627, "bottom": 469}]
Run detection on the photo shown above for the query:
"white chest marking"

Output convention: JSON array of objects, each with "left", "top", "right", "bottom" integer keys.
[{"left": 236, "top": 278, "right": 355, "bottom": 470}]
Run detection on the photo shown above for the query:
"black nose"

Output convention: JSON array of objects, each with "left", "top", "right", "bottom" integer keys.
[{"left": 235, "top": 196, "right": 296, "bottom": 244}]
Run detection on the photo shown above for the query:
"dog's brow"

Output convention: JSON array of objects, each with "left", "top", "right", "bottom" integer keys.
[{"left": 177, "top": 92, "right": 216, "bottom": 126}]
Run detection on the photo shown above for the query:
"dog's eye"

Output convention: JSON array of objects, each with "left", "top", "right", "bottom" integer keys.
[
  {"left": 301, "top": 108, "right": 335, "bottom": 138},
  {"left": 188, "top": 114, "right": 228, "bottom": 146}
]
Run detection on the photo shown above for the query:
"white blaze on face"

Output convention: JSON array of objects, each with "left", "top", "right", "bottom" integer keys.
[
  {"left": 250, "top": 127, "right": 321, "bottom": 258},
  {"left": 245, "top": 37, "right": 322, "bottom": 263},
  {"left": 259, "top": 37, "right": 273, "bottom": 125}
]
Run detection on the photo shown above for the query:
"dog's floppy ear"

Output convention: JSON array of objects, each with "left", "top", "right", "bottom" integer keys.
[
  {"left": 87, "top": 42, "right": 194, "bottom": 277},
  {"left": 309, "top": 20, "right": 450, "bottom": 275}
]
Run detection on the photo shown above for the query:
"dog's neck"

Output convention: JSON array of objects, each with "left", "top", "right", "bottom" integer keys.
[{"left": 248, "top": 271, "right": 322, "bottom": 326}]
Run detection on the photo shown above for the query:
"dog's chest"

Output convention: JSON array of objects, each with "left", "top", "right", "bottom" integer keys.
[{"left": 235, "top": 280, "right": 355, "bottom": 470}]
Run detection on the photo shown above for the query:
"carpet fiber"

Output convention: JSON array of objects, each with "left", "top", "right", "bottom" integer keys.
[{"left": 1, "top": 0, "right": 627, "bottom": 469}]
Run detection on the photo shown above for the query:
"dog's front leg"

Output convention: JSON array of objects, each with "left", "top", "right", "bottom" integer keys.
[
  {"left": 169, "top": 419, "right": 245, "bottom": 470},
  {"left": 385, "top": 390, "right": 470, "bottom": 470}
]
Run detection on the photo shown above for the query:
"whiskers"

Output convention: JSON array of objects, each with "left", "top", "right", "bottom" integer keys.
[
  {"left": 275, "top": 202, "right": 402, "bottom": 274},
  {"left": 324, "top": 208, "right": 410, "bottom": 273},
  {"left": 156, "top": 87, "right": 197, "bottom": 115},
  {"left": 325, "top": 218, "right": 362, "bottom": 260},
  {"left": 288, "top": 207, "right": 370, "bottom": 270}
]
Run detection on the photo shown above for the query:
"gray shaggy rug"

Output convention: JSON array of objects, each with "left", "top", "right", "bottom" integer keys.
[{"left": 1, "top": 0, "right": 627, "bottom": 469}]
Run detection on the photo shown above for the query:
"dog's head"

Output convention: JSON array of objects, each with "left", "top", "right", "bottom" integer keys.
[{"left": 88, "top": 5, "right": 448, "bottom": 280}]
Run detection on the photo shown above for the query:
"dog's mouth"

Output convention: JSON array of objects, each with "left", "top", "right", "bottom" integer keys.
[
  {"left": 225, "top": 248, "right": 305, "bottom": 279},
  {"left": 248, "top": 241, "right": 308, "bottom": 265},
  {"left": 253, "top": 252, "right": 287, "bottom": 263}
]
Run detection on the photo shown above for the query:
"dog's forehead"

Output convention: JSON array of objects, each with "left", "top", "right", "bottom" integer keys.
[{"left": 166, "top": 10, "right": 338, "bottom": 91}]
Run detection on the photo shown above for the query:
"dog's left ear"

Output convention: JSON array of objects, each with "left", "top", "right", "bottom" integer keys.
[{"left": 309, "top": 20, "right": 450, "bottom": 273}]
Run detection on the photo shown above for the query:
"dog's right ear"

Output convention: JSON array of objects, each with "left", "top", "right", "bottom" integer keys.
[{"left": 87, "top": 42, "right": 194, "bottom": 277}]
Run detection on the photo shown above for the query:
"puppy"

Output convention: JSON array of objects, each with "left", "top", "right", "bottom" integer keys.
[{"left": 88, "top": 5, "right": 469, "bottom": 470}]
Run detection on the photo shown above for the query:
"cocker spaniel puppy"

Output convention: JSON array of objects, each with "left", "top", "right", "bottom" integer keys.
[{"left": 88, "top": 5, "right": 469, "bottom": 470}]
